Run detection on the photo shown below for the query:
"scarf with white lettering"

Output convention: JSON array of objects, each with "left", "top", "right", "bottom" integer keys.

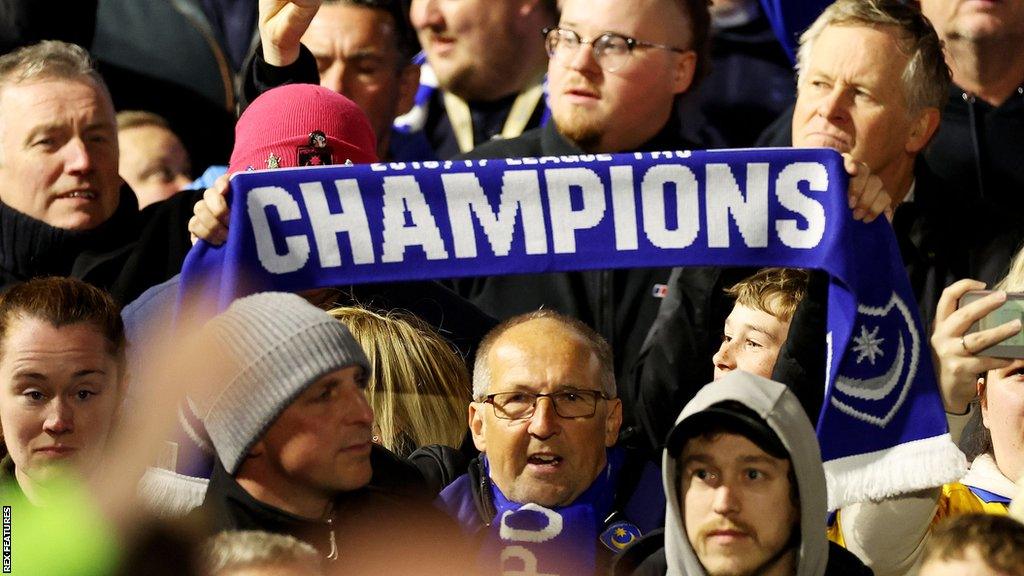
[{"left": 179, "top": 148, "right": 966, "bottom": 509}]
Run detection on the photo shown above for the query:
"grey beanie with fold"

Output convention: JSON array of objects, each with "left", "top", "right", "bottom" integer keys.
[{"left": 193, "top": 292, "right": 370, "bottom": 474}]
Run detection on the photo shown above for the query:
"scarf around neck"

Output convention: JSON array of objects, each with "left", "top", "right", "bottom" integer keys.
[{"left": 481, "top": 448, "right": 622, "bottom": 575}]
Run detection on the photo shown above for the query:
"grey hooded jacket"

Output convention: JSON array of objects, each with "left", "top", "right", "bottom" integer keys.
[{"left": 613, "top": 371, "right": 872, "bottom": 576}]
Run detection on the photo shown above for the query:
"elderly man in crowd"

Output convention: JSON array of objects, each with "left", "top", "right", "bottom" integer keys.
[
  {"left": 791, "top": 0, "right": 953, "bottom": 326},
  {"left": 631, "top": 0, "right": 952, "bottom": 459},
  {"left": 792, "top": 0, "right": 946, "bottom": 211},
  {"left": 438, "top": 310, "right": 664, "bottom": 575},
  {"left": 757, "top": 0, "right": 962, "bottom": 323}
]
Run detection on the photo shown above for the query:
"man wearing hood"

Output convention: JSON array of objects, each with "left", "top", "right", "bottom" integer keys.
[{"left": 614, "top": 371, "right": 870, "bottom": 575}]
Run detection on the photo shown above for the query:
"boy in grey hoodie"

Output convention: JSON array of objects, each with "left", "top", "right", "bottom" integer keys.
[{"left": 613, "top": 371, "right": 871, "bottom": 576}]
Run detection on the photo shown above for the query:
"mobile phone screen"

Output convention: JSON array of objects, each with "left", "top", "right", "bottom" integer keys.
[
  {"left": 979, "top": 300, "right": 1024, "bottom": 342},
  {"left": 960, "top": 291, "right": 1024, "bottom": 358}
]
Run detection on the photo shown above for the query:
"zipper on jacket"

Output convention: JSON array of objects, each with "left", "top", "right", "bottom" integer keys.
[
  {"left": 599, "top": 270, "right": 614, "bottom": 350},
  {"left": 326, "top": 516, "right": 339, "bottom": 560},
  {"left": 962, "top": 92, "right": 986, "bottom": 199},
  {"left": 480, "top": 471, "right": 494, "bottom": 527}
]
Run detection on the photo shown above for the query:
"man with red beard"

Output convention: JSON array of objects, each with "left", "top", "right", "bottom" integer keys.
[{"left": 449, "top": 0, "right": 890, "bottom": 436}]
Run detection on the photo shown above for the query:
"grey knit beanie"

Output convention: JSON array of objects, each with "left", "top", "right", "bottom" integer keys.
[{"left": 193, "top": 292, "right": 370, "bottom": 474}]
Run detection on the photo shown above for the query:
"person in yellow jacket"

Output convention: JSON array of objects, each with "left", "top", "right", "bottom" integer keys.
[{"left": 829, "top": 248, "right": 1024, "bottom": 575}]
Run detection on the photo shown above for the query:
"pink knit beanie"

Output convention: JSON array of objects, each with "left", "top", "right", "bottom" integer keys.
[{"left": 228, "top": 84, "right": 378, "bottom": 173}]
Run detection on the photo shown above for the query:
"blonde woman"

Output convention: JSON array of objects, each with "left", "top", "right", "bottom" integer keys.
[{"left": 327, "top": 306, "right": 472, "bottom": 457}]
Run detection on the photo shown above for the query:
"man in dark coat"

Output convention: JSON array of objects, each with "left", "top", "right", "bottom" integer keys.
[
  {"left": 189, "top": 291, "right": 469, "bottom": 574},
  {"left": 633, "top": 0, "right": 955, "bottom": 458},
  {"left": 918, "top": 0, "right": 1024, "bottom": 288},
  {"left": 0, "top": 40, "right": 198, "bottom": 304}
]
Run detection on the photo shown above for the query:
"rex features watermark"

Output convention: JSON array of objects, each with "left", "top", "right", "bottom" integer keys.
[{"left": 3, "top": 505, "right": 10, "bottom": 574}]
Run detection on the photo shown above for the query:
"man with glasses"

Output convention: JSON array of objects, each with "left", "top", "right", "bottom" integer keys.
[
  {"left": 438, "top": 310, "right": 665, "bottom": 575},
  {"left": 451, "top": 0, "right": 893, "bottom": 443},
  {"left": 463, "top": 0, "right": 707, "bottom": 161},
  {"left": 448, "top": 0, "right": 712, "bottom": 441}
]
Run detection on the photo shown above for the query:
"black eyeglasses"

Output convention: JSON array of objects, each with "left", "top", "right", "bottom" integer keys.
[
  {"left": 543, "top": 27, "right": 687, "bottom": 73},
  {"left": 482, "top": 389, "right": 610, "bottom": 420}
]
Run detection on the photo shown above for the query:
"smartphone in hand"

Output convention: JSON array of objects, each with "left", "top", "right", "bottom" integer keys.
[{"left": 958, "top": 290, "right": 1024, "bottom": 358}]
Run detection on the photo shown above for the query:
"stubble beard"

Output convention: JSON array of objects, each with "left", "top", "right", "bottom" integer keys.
[
  {"left": 435, "top": 34, "right": 528, "bottom": 102},
  {"left": 697, "top": 523, "right": 799, "bottom": 576},
  {"left": 553, "top": 105, "right": 604, "bottom": 152}
]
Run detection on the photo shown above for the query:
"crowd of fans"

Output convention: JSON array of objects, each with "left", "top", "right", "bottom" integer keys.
[{"left": 0, "top": 0, "right": 1023, "bottom": 574}]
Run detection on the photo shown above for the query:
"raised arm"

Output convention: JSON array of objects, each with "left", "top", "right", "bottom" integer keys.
[{"left": 259, "top": 0, "right": 323, "bottom": 66}]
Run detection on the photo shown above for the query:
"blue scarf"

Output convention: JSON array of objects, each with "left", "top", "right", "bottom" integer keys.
[
  {"left": 179, "top": 148, "right": 966, "bottom": 509},
  {"left": 481, "top": 450, "right": 619, "bottom": 575}
]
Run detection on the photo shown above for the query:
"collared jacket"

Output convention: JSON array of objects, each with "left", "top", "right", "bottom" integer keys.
[
  {"left": 393, "top": 59, "right": 549, "bottom": 160},
  {"left": 0, "top": 187, "right": 199, "bottom": 305},
  {"left": 920, "top": 82, "right": 1024, "bottom": 291}
]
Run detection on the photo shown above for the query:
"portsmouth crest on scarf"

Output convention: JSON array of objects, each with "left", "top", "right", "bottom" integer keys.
[{"left": 179, "top": 147, "right": 966, "bottom": 509}]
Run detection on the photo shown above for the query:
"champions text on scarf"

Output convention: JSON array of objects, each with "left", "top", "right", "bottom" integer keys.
[{"left": 180, "top": 148, "right": 967, "bottom": 509}]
